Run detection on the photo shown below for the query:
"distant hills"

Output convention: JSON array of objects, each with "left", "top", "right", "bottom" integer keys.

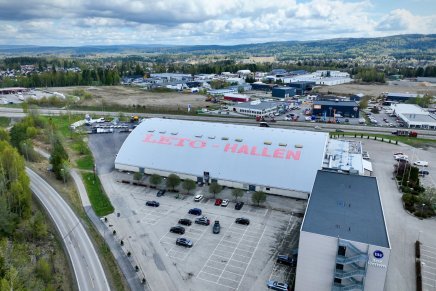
[{"left": 0, "top": 34, "right": 435, "bottom": 59}]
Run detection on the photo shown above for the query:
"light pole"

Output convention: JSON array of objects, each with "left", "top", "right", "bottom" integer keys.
[
  {"left": 23, "top": 142, "right": 28, "bottom": 161},
  {"left": 61, "top": 168, "right": 66, "bottom": 185},
  {"left": 329, "top": 107, "right": 332, "bottom": 122}
]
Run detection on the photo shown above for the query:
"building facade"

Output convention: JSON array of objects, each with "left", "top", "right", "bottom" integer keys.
[
  {"left": 295, "top": 170, "right": 390, "bottom": 291},
  {"left": 312, "top": 100, "right": 360, "bottom": 118}
]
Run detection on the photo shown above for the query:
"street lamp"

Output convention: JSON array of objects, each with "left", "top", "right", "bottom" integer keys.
[
  {"left": 23, "top": 142, "right": 28, "bottom": 161},
  {"left": 61, "top": 168, "right": 66, "bottom": 185}
]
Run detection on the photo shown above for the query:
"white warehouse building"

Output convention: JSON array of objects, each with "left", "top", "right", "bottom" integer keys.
[
  {"left": 115, "top": 118, "right": 329, "bottom": 198},
  {"left": 295, "top": 170, "right": 390, "bottom": 291}
]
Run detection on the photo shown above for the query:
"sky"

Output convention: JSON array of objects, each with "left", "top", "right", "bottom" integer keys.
[{"left": 0, "top": 0, "right": 435, "bottom": 46}]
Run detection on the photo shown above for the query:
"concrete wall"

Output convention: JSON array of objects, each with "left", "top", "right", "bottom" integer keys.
[
  {"left": 295, "top": 231, "right": 390, "bottom": 291},
  {"left": 114, "top": 163, "right": 308, "bottom": 199}
]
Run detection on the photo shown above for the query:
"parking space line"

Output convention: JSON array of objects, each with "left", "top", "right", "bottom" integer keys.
[
  {"left": 197, "top": 276, "right": 236, "bottom": 290},
  {"left": 236, "top": 223, "right": 267, "bottom": 290}
]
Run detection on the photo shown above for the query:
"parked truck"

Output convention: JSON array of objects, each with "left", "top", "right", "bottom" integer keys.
[{"left": 392, "top": 130, "right": 418, "bottom": 138}]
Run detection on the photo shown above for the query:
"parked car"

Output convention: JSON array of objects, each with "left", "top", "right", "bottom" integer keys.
[
  {"left": 419, "top": 170, "right": 430, "bottom": 176},
  {"left": 276, "top": 255, "right": 297, "bottom": 266},
  {"left": 170, "top": 226, "right": 185, "bottom": 234},
  {"left": 188, "top": 208, "right": 202, "bottom": 215},
  {"left": 156, "top": 190, "right": 166, "bottom": 197},
  {"left": 335, "top": 129, "right": 344, "bottom": 132},
  {"left": 362, "top": 152, "right": 370, "bottom": 160},
  {"left": 194, "top": 194, "right": 204, "bottom": 202},
  {"left": 266, "top": 280, "right": 289, "bottom": 290},
  {"left": 235, "top": 201, "right": 244, "bottom": 210},
  {"left": 215, "top": 198, "right": 223, "bottom": 206},
  {"left": 176, "top": 238, "right": 193, "bottom": 248},
  {"left": 213, "top": 221, "right": 221, "bottom": 234},
  {"left": 394, "top": 154, "right": 409, "bottom": 161},
  {"left": 178, "top": 218, "right": 192, "bottom": 226},
  {"left": 195, "top": 216, "right": 210, "bottom": 226},
  {"left": 235, "top": 218, "right": 250, "bottom": 225},
  {"left": 259, "top": 122, "right": 269, "bottom": 127},
  {"left": 414, "top": 161, "right": 429, "bottom": 167},
  {"left": 145, "top": 201, "right": 160, "bottom": 207},
  {"left": 221, "top": 199, "right": 230, "bottom": 207}
]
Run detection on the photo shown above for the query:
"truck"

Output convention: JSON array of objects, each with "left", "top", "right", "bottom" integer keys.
[{"left": 392, "top": 130, "right": 418, "bottom": 138}]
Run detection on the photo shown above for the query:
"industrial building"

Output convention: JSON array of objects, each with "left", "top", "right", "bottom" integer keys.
[
  {"left": 223, "top": 93, "right": 250, "bottom": 102},
  {"left": 251, "top": 82, "right": 277, "bottom": 91},
  {"left": 312, "top": 100, "right": 360, "bottom": 118},
  {"left": 227, "top": 101, "right": 279, "bottom": 117},
  {"left": 283, "top": 71, "right": 352, "bottom": 86},
  {"left": 272, "top": 87, "right": 296, "bottom": 98},
  {"left": 286, "top": 81, "right": 316, "bottom": 95},
  {"left": 391, "top": 104, "right": 436, "bottom": 129},
  {"left": 115, "top": 118, "right": 329, "bottom": 198},
  {"left": 385, "top": 92, "right": 421, "bottom": 103},
  {"left": 295, "top": 170, "right": 390, "bottom": 291}
]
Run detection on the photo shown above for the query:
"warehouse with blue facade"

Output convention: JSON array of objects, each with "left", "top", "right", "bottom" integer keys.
[
  {"left": 312, "top": 100, "right": 360, "bottom": 118},
  {"left": 272, "top": 87, "right": 297, "bottom": 98},
  {"left": 287, "top": 81, "right": 316, "bottom": 95}
]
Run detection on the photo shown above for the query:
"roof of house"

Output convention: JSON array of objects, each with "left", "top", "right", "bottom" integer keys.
[
  {"left": 302, "top": 170, "right": 389, "bottom": 248},
  {"left": 115, "top": 118, "right": 329, "bottom": 193},
  {"left": 313, "top": 100, "right": 359, "bottom": 107}
]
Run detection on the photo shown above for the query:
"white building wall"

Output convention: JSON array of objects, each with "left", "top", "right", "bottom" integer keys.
[
  {"left": 295, "top": 231, "right": 390, "bottom": 291},
  {"left": 115, "top": 164, "right": 309, "bottom": 199}
]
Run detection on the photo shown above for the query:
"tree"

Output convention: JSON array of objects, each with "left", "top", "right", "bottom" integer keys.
[
  {"left": 182, "top": 179, "right": 196, "bottom": 194},
  {"left": 0, "top": 129, "right": 10, "bottom": 142},
  {"left": 421, "top": 187, "right": 436, "bottom": 212},
  {"left": 358, "top": 96, "right": 369, "bottom": 110},
  {"left": 209, "top": 182, "right": 222, "bottom": 198},
  {"left": 149, "top": 174, "right": 162, "bottom": 188},
  {"left": 133, "top": 172, "right": 143, "bottom": 182},
  {"left": 35, "top": 258, "right": 51, "bottom": 283},
  {"left": 370, "top": 107, "right": 380, "bottom": 114},
  {"left": 50, "top": 136, "right": 69, "bottom": 180},
  {"left": 232, "top": 188, "right": 244, "bottom": 202},
  {"left": 166, "top": 174, "right": 181, "bottom": 191},
  {"left": 32, "top": 211, "right": 48, "bottom": 240},
  {"left": 252, "top": 191, "right": 267, "bottom": 206}
]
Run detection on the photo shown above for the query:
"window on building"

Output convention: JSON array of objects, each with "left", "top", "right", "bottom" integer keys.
[
  {"left": 337, "top": 246, "right": 346, "bottom": 256},
  {"left": 334, "top": 278, "right": 342, "bottom": 284},
  {"left": 266, "top": 187, "right": 270, "bottom": 191}
]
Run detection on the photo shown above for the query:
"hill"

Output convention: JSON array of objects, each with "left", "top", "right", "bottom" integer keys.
[{"left": 0, "top": 34, "right": 435, "bottom": 59}]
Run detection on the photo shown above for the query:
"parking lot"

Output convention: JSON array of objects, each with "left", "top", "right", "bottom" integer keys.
[
  {"left": 421, "top": 243, "right": 436, "bottom": 291},
  {"left": 100, "top": 176, "right": 302, "bottom": 291}
]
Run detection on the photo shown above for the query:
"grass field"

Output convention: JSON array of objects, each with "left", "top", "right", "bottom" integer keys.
[
  {"left": 81, "top": 172, "right": 114, "bottom": 216},
  {"left": 330, "top": 131, "right": 436, "bottom": 147},
  {"left": 0, "top": 116, "right": 11, "bottom": 127}
]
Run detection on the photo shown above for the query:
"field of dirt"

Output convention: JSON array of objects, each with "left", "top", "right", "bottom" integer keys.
[
  {"left": 316, "top": 81, "right": 436, "bottom": 97},
  {"left": 51, "top": 86, "right": 209, "bottom": 109}
]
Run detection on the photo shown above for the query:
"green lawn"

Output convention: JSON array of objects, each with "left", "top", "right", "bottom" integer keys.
[
  {"left": 76, "top": 155, "right": 94, "bottom": 170},
  {"left": 0, "top": 116, "right": 11, "bottom": 127},
  {"left": 330, "top": 131, "right": 436, "bottom": 147},
  {"left": 81, "top": 172, "right": 114, "bottom": 216}
]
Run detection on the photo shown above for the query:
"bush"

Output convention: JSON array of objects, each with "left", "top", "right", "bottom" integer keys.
[
  {"left": 400, "top": 186, "right": 411, "bottom": 193},
  {"left": 402, "top": 193, "right": 418, "bottom": 205},
  {"left": 36, "top": 258, "right": 51, "bottom": 283}
]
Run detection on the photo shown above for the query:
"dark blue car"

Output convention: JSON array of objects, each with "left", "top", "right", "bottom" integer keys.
[{"left": 188, "top": 208, "right": 202, "bottom": 215}]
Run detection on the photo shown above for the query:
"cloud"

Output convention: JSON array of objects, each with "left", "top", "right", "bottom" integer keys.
[
  {"left": 0, "top": 0, "right": 434, "bottom": 46},
  {"left": 376, "top": 9, "right": 435, "bottom": 33}
]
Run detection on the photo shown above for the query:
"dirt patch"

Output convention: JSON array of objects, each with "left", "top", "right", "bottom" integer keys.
[
  {"left": 316, "top": 82, "right": 436, "bottom": 98},
  {"left": 50, "top": 86, "right": 209, "bottom": 109}
]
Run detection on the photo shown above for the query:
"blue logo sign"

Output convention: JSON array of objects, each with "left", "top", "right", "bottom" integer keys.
[{"left": 373, "top": 250, "right": 384, "bottom": 259}]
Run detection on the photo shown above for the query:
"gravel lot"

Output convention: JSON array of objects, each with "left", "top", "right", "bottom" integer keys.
[
  {"left": 316, "top": 81, "right": 436, "bottom": 97},
  {"left": 49, "top": 86, "right": 209, "bottom": 109}
]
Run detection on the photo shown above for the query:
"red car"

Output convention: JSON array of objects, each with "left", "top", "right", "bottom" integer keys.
[{"left": 215, "top": 198, "right": 223, "bottom": 206}]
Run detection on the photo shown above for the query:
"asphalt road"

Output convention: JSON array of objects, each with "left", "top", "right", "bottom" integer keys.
[
  {"left": 26, "top": 167, "right": 110, "bottom": 291},
  {"left": 0, "top": 107, "right": 435, "bottom": 138}
]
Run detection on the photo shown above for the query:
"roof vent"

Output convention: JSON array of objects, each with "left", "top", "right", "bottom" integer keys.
[
  {"left": 195, "top": 134, "right": 203, "bottom": 138},
  {"left": 279, "top": 143, "right": 287, "bottom": 147},
  {"left": 147, "top": 130, "right": 155, "bottom": 132},
  {"left": 208, "top": 136, "right": 215, "bottom": 139},
  {"left": 264, "top": 141, "right": 272, "bottom": 145},
  {"left": 235, "top": 138, "right": 243, "bottom": 142},
  {"left": 171, "top": 132, "right": 178, "bottom": 135},
  {"left": 222, "top": 137, "right": 229, "bottom": 140},
  {"left": 158, "top": 130, "right": 166, "bottom": 134},
  {"left": 295, "top": 144, "right": 303, "bottom": 148}
]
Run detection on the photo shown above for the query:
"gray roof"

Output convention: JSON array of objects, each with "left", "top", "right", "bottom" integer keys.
[
  {"left": 115, "top": 118, "right": 328, "bottom": 193},
  {"left": 387, "top": 92, "right": 419, "bottom": 98},
  {"left": 302, "top": 170, "right": 389, "bottom": 248},
  {"left": 314, "top": 100, "right": 359, "bottom": 107},
  {"left": 231, "top": 101, "right": 278, "bottom": 110}
]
